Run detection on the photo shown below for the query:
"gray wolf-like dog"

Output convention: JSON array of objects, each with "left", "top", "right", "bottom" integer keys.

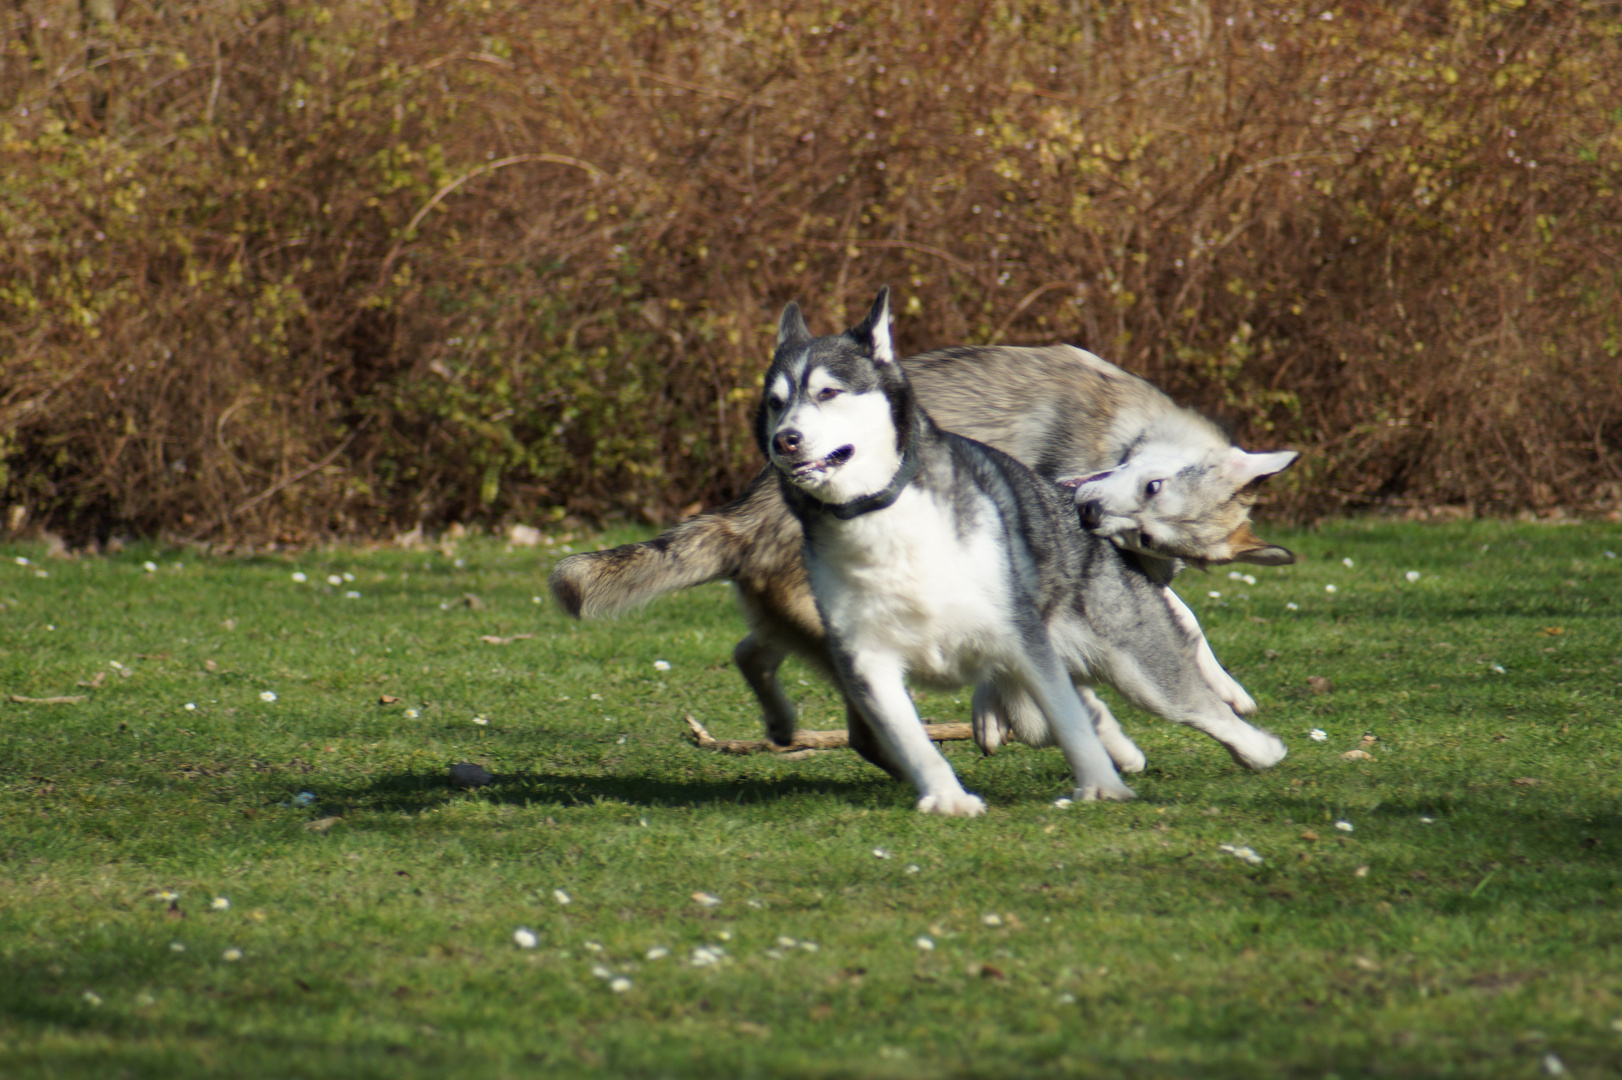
[
  {"left": 740, "top": 287, "right": 1286, "bottom": 813},
  {"left": 551, "top": 314, "right": 1295, "bottom": 767}
]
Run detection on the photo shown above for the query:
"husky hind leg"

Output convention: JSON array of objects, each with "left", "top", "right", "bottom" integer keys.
[
  {"left": 1090, "top": 588, "right": 1286, "bottom": 770},
  {"left": 973, "top": 679, "right": 1145, "bottom": 774}
]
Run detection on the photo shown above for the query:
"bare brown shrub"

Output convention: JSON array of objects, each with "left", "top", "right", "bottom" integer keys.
[{"left": 3, "top": 1, "right": 1619, "bottom": 542}]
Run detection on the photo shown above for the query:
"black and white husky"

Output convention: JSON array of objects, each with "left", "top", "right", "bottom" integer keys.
[{"left": 757, "top": 288, "right": 1285, "bottom": 815}]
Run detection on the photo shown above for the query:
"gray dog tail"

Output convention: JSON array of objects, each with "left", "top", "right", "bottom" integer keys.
[{"left": 548, "top": 509, "right": 749, "bottom": 619}]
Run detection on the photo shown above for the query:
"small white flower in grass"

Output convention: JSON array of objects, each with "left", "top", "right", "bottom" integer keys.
[
  {"left": 590, "top": 693, "right": 602, "bottom": 701},
  {"left": 153, "top": 889, "right": 179, "bottom": 902},
  {"left": 342, "top": 572, "right": 354, "bottom": 582},
  {"left": 581, "top": 941, "right": 603, "bottom": 953},
  {"left": 473, "top": 715, "right": 489, "bottom": 726},
  {"left": 82, "top": 990, "right": 103, "bottom": 1006},
  {"left": 1342, "top": 557, "right": 1354, "bottom": 568},
  {"left": 1053, "top": 798, "right": 1073, "bottom": 809},
  {"left": 1490, "top": 664, "right": 1506, "bottom": 674},
  {"left": 1207, "top": 591, "right": 1221, "bottom": 599},
  {"left": 1244, "top": 574, "right": 1257, "bottom": 585},
  {"left": 532, "top": 596, "right": 542, "bottom": 604},
  {"left": 653, "top": 659, "right": 671, "bottom": 672},
  {"left": 905, "top": 864, "right": 921, "bottom": 875},
  {"left": 764, "top": 949, "right": 785, "bottom": 960},
  {"left": 326, "top": 575, "right": 342, "bottom": 586},
  {"left": 143, "top": 561, "right": 158, "bottom": 573},
  {"left": 31, "top": 568, "right": 46, "bottom": 577},
  {"left": 915, "top": 936, "right": 935, "bottom": 951},
  {"left": 1309, "top": 728, "right": 1327, "bottom": 742},
  {"left": 184, "top": 703, "right": 196, "bottom": 711},
  {"left": 747, "top": 898, "right": 765, "bottom": 908},
  {"left": 1219, "top": 844, "right": 1263, "bottom": 866},
  {"left": 691, "top": 892, "right": 721, "bottom": 908},
  {"left": 344, "top": 591, "right": 360, "bottom": 599},
  {"left": 1325, "top": 584, "right": 1337, "bottom": 594},
  {"left": 776, "top": 935, "right": 798, "bottom": 949},
  {"left": 1334, "top": 819, "right": 1354, "bottom": 832},
  {"left": 1286, "top": 602, "right": 1299, "bottom": 611},
  {"left": 717, "top": 930, "right": 733, "bottom": 942},
  {"left": 645, "top": 946, "right": 669, "bottom": 961},
  {"left": 260, "top": 690, "right": 277, "bottom": 702},
  {"left": 222, "top": 948, "right": 243, "bottom": 962},
  {"left": 1354, "top": 865, "right": 1369, "bottom": 878},
  {"left": 982, "top": 913, "right": 1003, "bottom": 927},
  {"left": 291, "top": 571, "right": 307, "bottom": 583},
  {"left": 110, "top": 660, "right": 126, "bottom": 671},
  {"left": 169, "top": 942, "right": 186, "bottom": 952},
  {"left": 210, "top": 897, "right": 230, "bottom": 911},
  {"left": 610, "top": 976, "right": 632, "bottom": 993},
  {"left": 1419, "top": 816, "right": 1435, "bottom": 824},
  {"left": 1405, "top": 571, "right": 1421, "bottom": 583},
  {"left": 404, "top": 708, "right": 419, "bottom": 719},
  {"left": 800, "top": 941, "right": 819, "bottom": 953},
  {"left": 1541, "top": 1052, "right": 1566, "bottom": 1076},
  {"left": 1228, "top": 571, "right": 1245, "bottom": 580},
  {"left": 1605, "top": 551, "right": 1617, "bottom": 559},
  {"left": 872, "top": 848, "right": 890, "bottom": 859},
  {"left": 590, "top": 964, "right": 613, "bottom": 980},
  {"left": 690, "top": 947, "right": 721, "bottom": 967},
  {"left": 513, "top": 927, "right": 539, "bottom": 949},
  {"left": 1056, "top": 991, "right": 1077, "bottom": 1005},
  {"left": 14, "top": 556, "right": 28, "bottom": 565},
  {"left": 552, "top": 889, "right": 571, "bottom": 905}
]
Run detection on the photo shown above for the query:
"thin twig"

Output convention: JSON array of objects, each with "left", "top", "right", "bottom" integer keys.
[{"left": 683, "top": 713, "right": 974, "bottom": 755}]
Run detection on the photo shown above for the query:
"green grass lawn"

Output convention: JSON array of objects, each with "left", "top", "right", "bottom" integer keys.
[{"left": 1, "top": 520, "right": 1619, "bottom": 1079}]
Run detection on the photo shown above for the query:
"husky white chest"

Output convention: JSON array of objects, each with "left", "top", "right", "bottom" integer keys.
[{"left": 807, "top": 487, "right": 1015, "bottom": 686}]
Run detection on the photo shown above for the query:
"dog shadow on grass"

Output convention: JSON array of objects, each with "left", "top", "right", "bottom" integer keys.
[{"left": 337, "top": 766, "right": 899, "bottom": 816}]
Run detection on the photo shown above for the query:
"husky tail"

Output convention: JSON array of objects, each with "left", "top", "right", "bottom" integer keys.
[
  {"left": 548, "top": 469, "right": 795, "bottom": 619},
  {"left": 550, "top": 505, "right": 747, "bottom": 619}
]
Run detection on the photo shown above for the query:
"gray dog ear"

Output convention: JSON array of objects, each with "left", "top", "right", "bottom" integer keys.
[
  {"left": 849, "top": 286, "right": 894, "bottom": 365},
  {"left": 778, "top": 302, "right": 811, "bottom": 347}
]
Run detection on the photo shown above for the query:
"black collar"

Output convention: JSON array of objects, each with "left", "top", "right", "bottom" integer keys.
[{"left": 820, "top": 443, "right": 921, "bottom": 520}]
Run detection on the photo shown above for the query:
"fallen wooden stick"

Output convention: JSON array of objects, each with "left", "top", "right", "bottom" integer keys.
[
  {"left": 9, "top": 694, "right": 88, "bottom": 705},
  {"left": 684, "top": 713, "right": 973, "bottom": 756}
]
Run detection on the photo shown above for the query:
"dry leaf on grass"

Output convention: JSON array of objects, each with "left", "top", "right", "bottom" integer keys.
[{"left": 305, "top": 816, "right": 343, "bottom": 833}]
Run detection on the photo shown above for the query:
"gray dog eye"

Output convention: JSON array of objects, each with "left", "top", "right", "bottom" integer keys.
[{"left": 1145, "top": 479, "right": 1163, "bottom": 497}]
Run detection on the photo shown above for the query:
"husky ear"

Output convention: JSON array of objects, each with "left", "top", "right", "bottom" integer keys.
[
  {"left": 1218, "top": 448, "right": 1298, "bottom": 487},
  {"left": 849, "top": 286, "right": 894, "bottom": 365},
  {"left": 777, "top": 302, "right": 811, "bottom": 348},
  {"left": 1225, "top": 522, "right": 1297, "bottom": 566}
]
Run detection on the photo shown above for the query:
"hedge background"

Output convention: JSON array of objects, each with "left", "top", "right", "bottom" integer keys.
[{"left": 3, "top": 0, "right": 1620, "bottom": 545}]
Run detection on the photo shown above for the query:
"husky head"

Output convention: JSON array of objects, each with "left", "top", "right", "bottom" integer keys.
[
  {"left": 757, "top": 287, "right": 917, "bottom": 509},
  {"left": 1064, "top": 445, "right": 1299, "bottom": 567}
]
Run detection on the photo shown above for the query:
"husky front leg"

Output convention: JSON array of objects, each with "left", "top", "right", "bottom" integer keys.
[
  {"left": 839, "top": 652, "right": 986, "bottom": 817},
  {"left": 1014, "top": 646, "right": 1136, "bottom": 803}
]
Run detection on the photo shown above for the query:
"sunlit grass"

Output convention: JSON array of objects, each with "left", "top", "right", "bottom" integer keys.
[{"left": 1, "top": 521, "right": 1619, "bottom": 1078}]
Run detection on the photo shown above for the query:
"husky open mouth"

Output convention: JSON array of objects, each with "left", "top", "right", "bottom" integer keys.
[{"left": 790, "top": 444, "right": 854, "bottom": 480}]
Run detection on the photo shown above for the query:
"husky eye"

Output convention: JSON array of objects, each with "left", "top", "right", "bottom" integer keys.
[
  {"left": 1144, "top": 479, "right": 1163, "bottom": 498},
  {"left": 767, "top": 394, "right": 784, "bottom": 411},
  {"left": 816, "top": 387, "right": 842, "bottom": 403}
]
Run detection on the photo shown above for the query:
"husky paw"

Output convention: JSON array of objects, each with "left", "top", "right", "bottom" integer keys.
[
  {"left": 917, "top": 792, "right": 988, "bottom": 817},
  {"left": 972, "top": 712, "right": 1009, "bottom": 756},
  {"left": 1073, "top": 782, "right": 1137, "bottom": 803},
  {"left": 1105, "top": 740, "right": 1148, "bottom": 774},
  {"left": 1226, "top": 730, "right": 1288, "bottom": 771}
]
